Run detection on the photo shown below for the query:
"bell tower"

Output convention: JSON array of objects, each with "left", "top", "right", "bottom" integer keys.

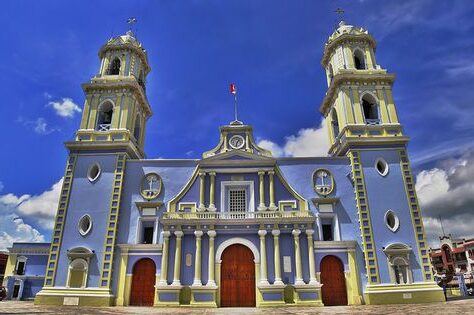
[
  {"left": 321, "top": 21, "right": 408, "bottom": 157},
  {"left": 318, "top": 22, "right": 441, "bottom": 302},
  {"left": 66, "top": 30, "right": 152, "bottom": 159}
]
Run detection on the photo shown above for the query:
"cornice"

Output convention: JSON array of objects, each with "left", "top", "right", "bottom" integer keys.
[{"left": 322, "top": 33, "right": 377, "bottom": 67}]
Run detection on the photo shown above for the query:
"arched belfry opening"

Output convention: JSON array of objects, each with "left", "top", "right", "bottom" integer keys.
[
  {"left": 331, "top": 109, "right": 340, "bottom": 138},
  {"left": 134, "top": 114, "right": 141, "bottom": 142},
  {"left": 109, "top": 57, "right": 121, "bottom": 75},
  {"left": 96, "top": 101, "right": 114, "bottom": 131},
  {"left": 361, "top": 94, "right": 379, "bottom": 124},
  {"left": 353, "top": 49, "right": 366, "bottom": 70}
]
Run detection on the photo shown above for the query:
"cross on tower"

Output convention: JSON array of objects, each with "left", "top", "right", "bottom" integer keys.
[{"left": 127, "top": 17, "right": 137, "bottom": 34}]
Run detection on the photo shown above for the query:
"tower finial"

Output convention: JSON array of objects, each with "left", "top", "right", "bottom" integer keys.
[{"left": 127, "top": 17, "right": 137, "bottom": 35}]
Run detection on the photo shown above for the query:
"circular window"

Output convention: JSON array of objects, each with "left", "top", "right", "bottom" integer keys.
[
  {"left": 78, "top": 214, "right": 92, "bottom": 236},
  {"left": 313, "top": 169, "right": 334, "bottom": 196},
  {"left": 87, "top": 163, "right": 101, "bottom": 182},
  {"left": 375, "top": 158, "right": 389, "bottom": 177},
  {"left": 385, "top": 210, "right": 400, "bottom": 232},
  {"left": 141, "top": 173, "right": 162, "bottom": 200}
]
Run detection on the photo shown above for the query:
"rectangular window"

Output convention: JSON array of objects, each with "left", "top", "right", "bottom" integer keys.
[
  {"left": 16, "top": 262, "right": 25, "bottom": 275},
  {"left": 322, "top": 224, "right": 333, "bottom": 241},
  {"left": 139, "top": 220, "right": 155, "bottom": 244},
  {"left": 229, "top": 189, "right": 247, "bottom": 212}
]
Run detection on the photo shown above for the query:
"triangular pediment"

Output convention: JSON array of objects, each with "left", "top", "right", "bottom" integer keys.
[{"left": 199, "top": 149, "right": 275, "bottom": 166}]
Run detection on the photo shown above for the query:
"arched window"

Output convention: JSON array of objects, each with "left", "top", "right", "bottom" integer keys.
[
  {"left": 108, "top": 57, "right": 121, "bottom": 75},
  {"left": 383, "top": 243, "right": 413, "bottom": 285},
  {"left": 361, "top": 94, "right": 379, "bottom": 124},
  {"left": 392, "top": 257, "right": 409, "bottom": 284},
  {"left": 328, "top": 64, "right": 334, "bottom": 83},
  {"left": 353, "top": 49, "right": 366, "bottom": 70},
  {"left": 68, "top": 258, "right": 88, "bottom": 288},
  {"left": 134, "top": 114, "right": 141, "bottom": 142},
  {"left": 331, "top": 109, "right": 340, "bottom": 138},
  {"left": 96, "top": 101, "right": 113, "bottom": 131}
]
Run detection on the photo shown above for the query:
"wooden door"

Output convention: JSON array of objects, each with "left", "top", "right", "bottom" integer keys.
[
  {"left": 130, "top": 258, "right": 156, "bottom": 306},
  {"left": 220, "top": 244, "right": 256, "bottom": 307},
  {"left": 320, "top": 255, "right": 348, "bottom": 306}
]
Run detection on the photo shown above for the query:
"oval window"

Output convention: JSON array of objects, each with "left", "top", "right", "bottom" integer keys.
[
  {"left": 87, "top": 163, "right": 101, "bottom": 182},
  {"left": 385, "top": 210, "right": 399, "bottom": 232},
  {"left": 78, "top": 214, "right": 92, "bottom": 236},
  {"left": 375, "top": 158, "right": 389, "bottom": 177}
]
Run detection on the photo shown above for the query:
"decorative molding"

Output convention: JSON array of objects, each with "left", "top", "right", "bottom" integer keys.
[{"left": 215, "top": 237, "right": 260, "bottom": 264}]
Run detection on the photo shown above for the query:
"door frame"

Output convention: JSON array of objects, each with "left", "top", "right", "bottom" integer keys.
[{"left": 215, "top": 238, "right": 260, "bottom": 307}]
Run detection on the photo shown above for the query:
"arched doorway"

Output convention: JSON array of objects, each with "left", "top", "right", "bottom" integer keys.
[
  {"left": 130, "top": 258, "right": 156, "bottom": 306},
  {"left": 220, "top": 244, "right": 256, "bottom": 307},
  {"left": 320, "top": 255, "right": 348, "bottom": 306}
]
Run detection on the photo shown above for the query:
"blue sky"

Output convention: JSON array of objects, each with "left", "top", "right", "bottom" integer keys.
[{"left": 0, "top": 0, "right": 473, "bottom": 249}]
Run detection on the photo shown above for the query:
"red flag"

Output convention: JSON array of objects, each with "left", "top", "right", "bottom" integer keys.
[{"left": 230, "top": 83, "right": 237, "bottom": 95}]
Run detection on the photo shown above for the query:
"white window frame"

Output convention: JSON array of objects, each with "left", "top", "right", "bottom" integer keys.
[
  {"left": 375, "top": 158, "right": 389, "bottom": 177},
  {"left": 87, "top": 162, "right": 101, "bottom": 182},
  {"left": 135, "top": 217, "right": 159, "bottom": 244},
  {"left": 384, "top": 209, "right": 400, "bottom": 232},
  {"left": 78, "top": 214, "right": 93, "bottom": 236},
  {"left": 383, "top": 243, "right": 413, "bottom": 285},
  {"left": 317, "top": 212, "right": 341, "bottom": 241},
  {"left": 66, "top": 258, "right": 89, "bottom": 289},
  {"left": 15, "top": 256, "right": 27, "bottom": 275},
  {"left": 220, "top": 180, "right": 255, "bottom": 212}
]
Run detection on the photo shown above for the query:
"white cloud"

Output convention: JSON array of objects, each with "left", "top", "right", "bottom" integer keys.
[
  {"left": 0, "top": 181, "right": 3, "bottom": 192},
  {"left": 16, "top": 116, "right": 59, "bottom": 135},
  {"left": 48, "top": 97, "right": 82, "bottom": 118},
  {"left": 16, "top": 178, "right": 63, "bottom": 230},
  {"left": 0, "top": 215, "right": 45, "bottom": 251},
  {"left": 416, "top": 152, "right": 474, "bottom": 247},
  {"left": 257, "top": 120, "right": 329, "bottom": 157}
]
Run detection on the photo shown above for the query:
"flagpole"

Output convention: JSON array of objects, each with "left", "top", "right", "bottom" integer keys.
[{"left": 234, "top": 93, "right": 238, "bottom": 122}]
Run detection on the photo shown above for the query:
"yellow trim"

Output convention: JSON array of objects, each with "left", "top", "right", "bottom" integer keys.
[
  {"left": 3, "top": 254, "right": 16, "bottom": 283},
  {"left": 364, "top": 282, "right": 444, "bottom": 304},
  {"left": 399, "top": 150, "right": 433, "bottom": 281},
  {"left": 168, "top": 166, "right": 200, "bottom": 212},
  {"left": 385, "top": 89, "right": 400, "bottom": 123},
  {"left": 348, "top": 150, "right": 380, "bottom": 284},
  {"left": 377, "top": 89, "right": 390, "bottom": 124},
  {"left": 44, "top": 154, "right": 78, "bottom": 287},
  {"left": 346, "top": 251, "right": 363, "bottom": 305},
  {"left": 115, "top": 253, "right": 129, "bottom": 306},
  {"left": 99, "top": 153, "right": 127, "bottom": 288}
]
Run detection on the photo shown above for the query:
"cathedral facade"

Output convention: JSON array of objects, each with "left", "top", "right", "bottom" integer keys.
[{"left": 5, "top": 22, "right": 444, "bottom": 307}]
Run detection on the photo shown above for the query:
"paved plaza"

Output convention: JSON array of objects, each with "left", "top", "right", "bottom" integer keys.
[{"left": 1, "top": 300, "right": 474, "bottom": 315}]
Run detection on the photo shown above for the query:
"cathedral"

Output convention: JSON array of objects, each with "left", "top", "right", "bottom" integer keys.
[{"left": 3, "top": 21, "right": 444, "bottom": 307}]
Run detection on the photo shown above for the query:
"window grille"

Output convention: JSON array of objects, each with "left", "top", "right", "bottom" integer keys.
[{"left": 229, "top": 189, "right": 247, "bottom": 212}]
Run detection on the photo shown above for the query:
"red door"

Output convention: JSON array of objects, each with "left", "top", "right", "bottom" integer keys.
[
  {"left": 320, "top": 255, "right": 348, "bottom": 306},
  {"left": 130, "top": 258, "right": 156, "bottom": 306},
  {"left": 220, "top": 244, "right": 256, "bottom": 307}
]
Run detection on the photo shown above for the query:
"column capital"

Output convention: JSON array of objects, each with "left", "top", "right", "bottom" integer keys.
[
  {"left": 292, "top": 229, "right": 301, "bottom": 237},
  {"left": 258, "top": 170, "right": 266, "bottom": 176},
  {"left": 207, "top": 230, "right": 217, "bottom": 238},
  {"left": 305, "top": 229, "right": 315, "bottom": 236},
  {"left": 174, "top": 230, "right": 184, "bottom": 238},
  {"left": 258, "top": 229, "right": 267, "bottom": 237},
  {"left": 267, "top": 170, "right": 275, "bottom": 175},
  {"left": 272, "top": 229, "right": 281, "bottom": 236},
  {"left": 208, "top": 171, "right": 216, "bottom": 176},
  {"left": 162, "top": 231, "right": 171, "bottom": 238},
  {"left": 194, "top": 230, "right": 203, "bottom": 238},
  {"left": 199, "top": 171, "right": 206, "bottom": 177}
]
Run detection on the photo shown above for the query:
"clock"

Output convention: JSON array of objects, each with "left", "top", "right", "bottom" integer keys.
[{"left": 229, "top": 135, "right": 245, "bottom": 149}]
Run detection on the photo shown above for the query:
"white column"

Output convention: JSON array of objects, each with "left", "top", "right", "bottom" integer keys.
[
  {"left": 172, "top": 230, "right": 183, "bottom": 286},
  {"left": 159, "top": 230, "right": 171, "bottom": 285},
  {"left": 198, "top": 171, "right": 206, "bottom": 211},
  {"left": 306, "top": 229, "right": 318, "bottom": 284},
  {"left": 272, "top": 229, "right": 284, "bottom": 285},
  {"left": 293, "top": 229, "right": 305, "bottom": 285},
  {"left": 268, "top": 170, "right": 278, "bottom": 211},
  {"left": 207, "top": 230, "right": 217, "bottom": 286},
  {"left": 193, "top": 230, "right": 203, "bottom": 286},
  {"left": 258, "top": 229, "right": 269, "bottom": 285},
  {"left": 257, "top": 171, "right": 266, "bottom": 211}
]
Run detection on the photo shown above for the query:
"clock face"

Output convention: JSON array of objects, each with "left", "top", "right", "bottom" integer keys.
[{"left": 229, "top": 135, "right": 245, "bottom": 149}]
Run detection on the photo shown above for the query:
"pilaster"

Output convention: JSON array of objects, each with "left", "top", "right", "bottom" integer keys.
[
  {"left": 268, "top": 170, "right": 278, "bottom": 211},
  {"left": 258, "top": 229, "right": 269, "bottom": 285}
]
